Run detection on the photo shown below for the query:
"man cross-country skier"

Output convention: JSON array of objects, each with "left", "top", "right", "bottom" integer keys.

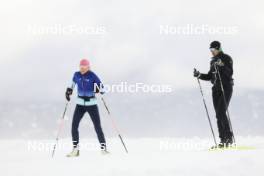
[
  {"left": 194, "top": 41, "right": 235, "bottom": 148},
  {"left": 65, "top": 59, "right": 108, "bottom": 157}
]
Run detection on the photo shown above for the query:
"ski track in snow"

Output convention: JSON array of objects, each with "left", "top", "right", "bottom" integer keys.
[{"left": 1, "top": 137, "right": 263, "bottom": 176}]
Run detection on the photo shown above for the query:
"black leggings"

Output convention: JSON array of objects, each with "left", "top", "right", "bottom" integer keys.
[
  {"left": 212, "top": 87, "right": 233, "bottom": 141},
  {"left": 71, "top": 105, "right": 106, "bottom": 148}
]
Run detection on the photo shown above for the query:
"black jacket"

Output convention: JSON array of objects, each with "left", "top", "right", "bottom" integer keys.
[{"left": 199, "top": 52, "right": 234, "bottom": 90}]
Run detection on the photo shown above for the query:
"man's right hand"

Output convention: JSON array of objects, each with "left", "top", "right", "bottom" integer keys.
[
  {"left": 193, "top": 68, "right": 200, "bottom": 78},
  {"left": 65, "top": 88, "right": 73, "bottom": 101}
]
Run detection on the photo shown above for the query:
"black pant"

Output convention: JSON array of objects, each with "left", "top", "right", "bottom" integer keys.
[
  {"left": 71, "top": 105, "right": 106, "bottom": 149},
  {"left": 212, "top": 86, "right": 233, "bottom": 142}
]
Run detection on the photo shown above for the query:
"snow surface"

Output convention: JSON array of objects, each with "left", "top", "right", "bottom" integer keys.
[{"left": 1, "top": 137, "right": 264, "bottom": 176}]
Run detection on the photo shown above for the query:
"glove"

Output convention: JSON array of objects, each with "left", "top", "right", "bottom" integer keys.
[
  {"left": 95, "top": 85, "right": 105, "bottom": 94},
  {"left": 65, "top": 88, "right": 73, "bottom": 101},
  {"left": 215, "top": 59, "right": 224, "bottom": 67},
  {"left": 193, "top": 68, "right": 200, "bottom": 78},
  {"left": 95, "top": 86, "right": 100, "bottom": 93}
]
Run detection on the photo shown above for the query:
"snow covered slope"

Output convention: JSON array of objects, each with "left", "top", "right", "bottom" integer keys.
[{"left": 1, "top": 137, "right": 263, "bottom": 176}]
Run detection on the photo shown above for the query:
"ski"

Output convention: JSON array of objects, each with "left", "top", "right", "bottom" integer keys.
[{"left": 208, "top": 146, "right": 256, "bottom": 151}]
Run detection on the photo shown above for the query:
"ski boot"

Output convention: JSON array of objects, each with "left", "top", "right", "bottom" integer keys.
[
  {"left": 210, "top": 143, "right": 225, "bottom": 149},
  {"left": 225, "top": 138, "right": 234, "bottom": 148},
  {"left": 210, "top": 138, "right": 227, "bottom": 149},
  {"left": 66, "top": 147, "right": 80, "bottom": 157},
  {"left": 100, "top": 144, "right": 110, "bottom": 155},
  {"left": 210, "top": 137, "right": 235, "bottom": 150}
]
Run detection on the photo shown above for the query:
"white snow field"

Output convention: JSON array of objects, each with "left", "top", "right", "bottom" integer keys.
[{"left": 1, "top": 137, "right": 263, "bottom": 176}]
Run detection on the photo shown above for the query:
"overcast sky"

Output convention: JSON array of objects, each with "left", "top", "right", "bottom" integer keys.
[{"left": 0, "top": 0, "right": 263, "bottom": 101}]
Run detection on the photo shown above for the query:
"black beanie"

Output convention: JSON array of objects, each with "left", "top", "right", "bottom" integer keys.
[{"left": 210, "top": 41, "right": 221, "bottom": 50}]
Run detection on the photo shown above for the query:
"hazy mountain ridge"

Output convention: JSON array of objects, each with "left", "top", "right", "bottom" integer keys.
[{"left": 0, "top": 89, "right": 263, "bottom": 139}]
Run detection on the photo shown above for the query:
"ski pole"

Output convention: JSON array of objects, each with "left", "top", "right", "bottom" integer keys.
[
  {"left": 214, "top": 64, "right": 236, "bottom": 144},
  {"left": 196, "top": 74, "right": 217, "bottom": 146},
  {"left": 101, "top": 97, "right": 128, "bottom": 153},
  {"left": 51, "top": 102, "right": 69, "bottom": 158}
]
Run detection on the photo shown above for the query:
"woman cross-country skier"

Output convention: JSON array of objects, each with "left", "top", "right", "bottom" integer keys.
[
  {"left": 194, "top": 41, "right": 235, "bottom": 148},
  {"left": 65, "top": 59, "right": 108, "bottom": 157}
]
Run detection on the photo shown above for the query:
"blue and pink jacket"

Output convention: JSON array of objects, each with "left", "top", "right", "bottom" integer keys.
[{"left": 71, "top": 71, "right": 103, "bottom": 106}]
